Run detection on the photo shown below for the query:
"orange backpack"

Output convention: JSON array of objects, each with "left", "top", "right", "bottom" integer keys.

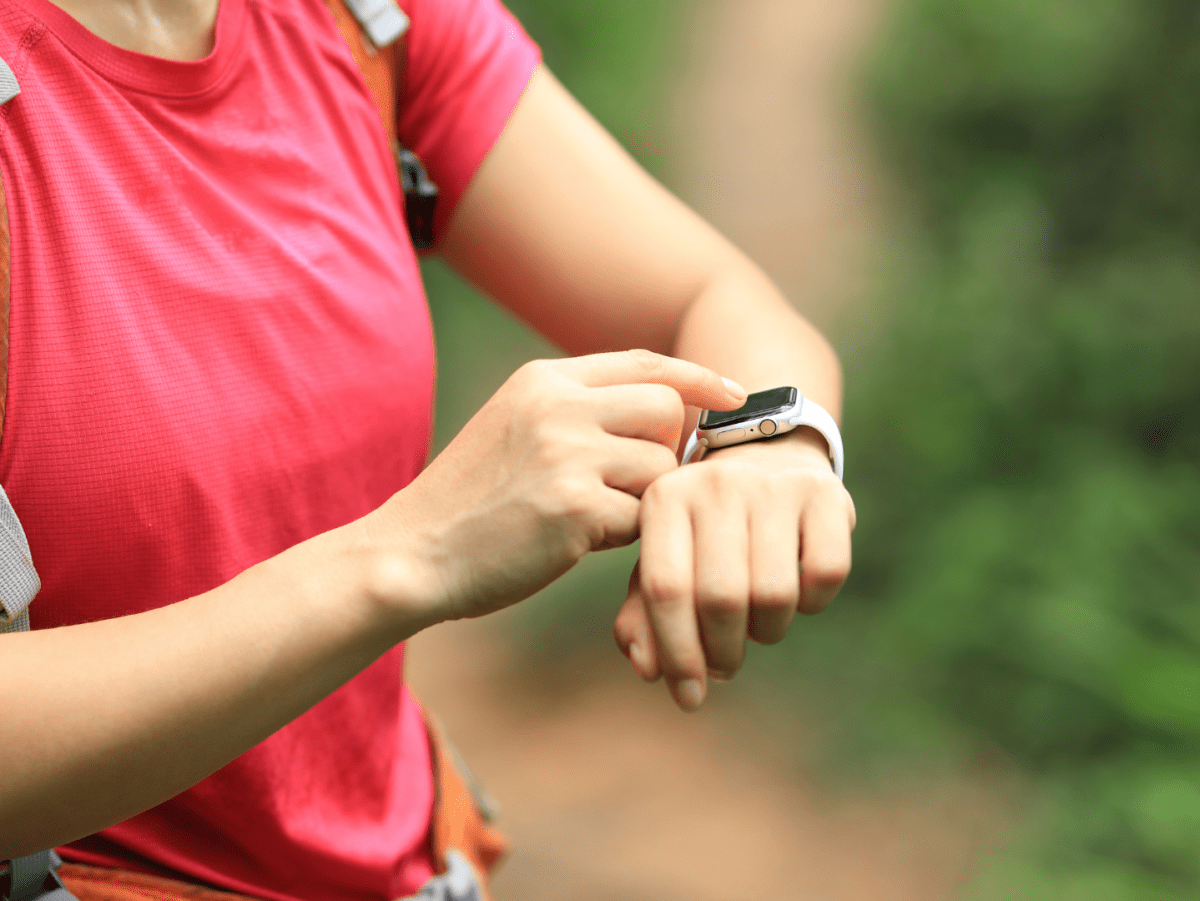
[{"left": 0, "top": 2, "right": 506, "bottom": 899}]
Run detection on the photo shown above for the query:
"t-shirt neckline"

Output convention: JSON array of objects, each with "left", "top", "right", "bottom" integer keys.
[{"left": 17, "top": 0, "right": 247, "bottom": 98}]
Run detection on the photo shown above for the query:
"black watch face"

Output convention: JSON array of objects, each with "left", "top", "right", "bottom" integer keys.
[{"left": 700, "top": 386, "right": 797, "bottom": 429}]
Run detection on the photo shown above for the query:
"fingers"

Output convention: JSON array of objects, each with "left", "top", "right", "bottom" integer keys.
[
  {"left": 637, "top": 487, "right": 708, "bottom": 711},
  {"left": 692, "top": 493, "right": 750, "bottom": 682},
  {"left": 597, "top": 435, "right": 680, "bottom": 498},
  {"left": 556, "top": 349, "right": 747, "bottom": 411},
  {"left": 625, "top": 451, "right": 855, "bottom": 711},
  {"left": 798, "top": 490, "right": 853, "bottom": 614},
  {"left": 587, "top": 485, "right": 644, "bottom": 550},
  {"left": 613, "top": 564, "right": 661, "bottom": 681},
  {"left": 588, "top": 383, "right": 687, "bottom": 451},
  {"left": 746, "top": 495, "right": 801, "bottom": 644}
]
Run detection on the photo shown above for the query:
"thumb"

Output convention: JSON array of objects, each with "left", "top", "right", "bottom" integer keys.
[{"left": 558, "top": 349, "right": 747, "bottom": 410}]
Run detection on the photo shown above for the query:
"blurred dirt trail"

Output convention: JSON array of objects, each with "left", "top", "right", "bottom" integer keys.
[
  {"left": 408, "top": 617, "right": 1014, "bottom": 901},
  {"left": 407, "top": 2, "right": 1018, "bottom": 899}
]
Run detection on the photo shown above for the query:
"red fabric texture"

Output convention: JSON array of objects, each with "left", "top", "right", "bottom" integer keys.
[{"left": 0, "top": 0, "right": 538, "bottom": 898}]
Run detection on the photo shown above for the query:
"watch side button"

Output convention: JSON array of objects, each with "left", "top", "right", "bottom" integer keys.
[{"left": 718, "top": 429, "right": 746, "bottom": 443}]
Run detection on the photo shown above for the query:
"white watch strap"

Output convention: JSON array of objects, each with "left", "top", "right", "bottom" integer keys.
[
  {"left": 789, "top": 397, "right": 844, "bottom": 481},
  {"left": 680, "top": 430, "right": 705, "bottom": 465}
]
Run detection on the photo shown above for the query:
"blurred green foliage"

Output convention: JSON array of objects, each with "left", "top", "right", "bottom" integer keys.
[
  {"left": 428, "top": 0, "right": 1200, "bottom": 894},
  {"left": 503, "top": 0, "right": 678, "bottom": 172},
  {"left": 814, "top": 0, "right": 1200, "bottom": 895}
]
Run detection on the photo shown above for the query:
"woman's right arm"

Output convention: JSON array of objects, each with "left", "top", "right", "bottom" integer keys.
[{"left": 0, "top": 350, "right": 745, "bottom": 858}]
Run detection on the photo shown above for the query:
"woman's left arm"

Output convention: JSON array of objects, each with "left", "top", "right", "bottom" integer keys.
[{"left": 440, "top": 65, "right": 856, "bottom": 711}]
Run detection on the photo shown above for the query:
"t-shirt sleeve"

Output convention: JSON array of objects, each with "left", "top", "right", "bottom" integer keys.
[{"left": 398, "top": 0, "right": 541, "bottom": 244}]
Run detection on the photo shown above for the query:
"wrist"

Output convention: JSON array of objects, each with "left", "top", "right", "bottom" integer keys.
[
  {"left": 351, "top": 513, "right": 447, "bottom": 638},
  {"left": 703, "top": 425, "right": 832, "bottom": 470},
  {"left": 774, "top": 424, "right": 836, "bottom": 463},
  {"left": 269, "top": 514, "right": 442, "bottom": 647}
]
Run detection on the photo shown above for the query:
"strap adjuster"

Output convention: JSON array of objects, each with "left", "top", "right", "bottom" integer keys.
[
  {"left": 396, "top": 147, "right": 438, "bottom": 249},
  {"left": 1, "top": 851, "right": 77, "bottom": 901}
]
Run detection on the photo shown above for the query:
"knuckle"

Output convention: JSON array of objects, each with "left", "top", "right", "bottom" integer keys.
[
  {"left": 540, "top": 473, "right": 595, "bottom": 525},
  {"left": 640, "top": 475, "right": 677, "bottom": 510},
  {"left": 748, "top": 614, "right": 790, "bottom": 646},
  {"left": 625, "top": 347, "right": 665, "bottom": 379},
  {"left": 596, "top": 499, "right": 641, "bottom": 549},
  {"left": 709, "top": 657, "right": 744, "bottom": 680},
  {"left": 704, "top": 637, "right": 745, "bottom": 673},
  {"left": 660, "top": 653, "right": 705, "bottom": 682},
  {"left": 640, "top": 570, "right": 690, "bottom": 607},
  {"left": 646, "top": 382, "right": 685, "bottom": 418},
  {"left": 519, "top": 357, "right": 555, "bottom": 379},
  {"left": 704, "top": 465, "right": 740, "bottom": 495},
  {"left": 664, "top": 667, "right": 702, "bottom": 687},
  {"left": 804, "top": 561, "right": 850, "bottom": 590},
  {"left": 649, "top": 444, "right": 680, "bottom": 479},
  {"left": 510, "top": 360, "right": 548, "bottom": 395},
  {"left": 696, "top": 587, "right": 746, "bottom": 619},
  {"left": 749, "top": 583, "right": 799, "bottom": 612}
]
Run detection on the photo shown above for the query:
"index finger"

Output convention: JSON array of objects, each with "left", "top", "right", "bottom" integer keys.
[{"left": 556, "top": 349, "right": 747, "bottom": 411}]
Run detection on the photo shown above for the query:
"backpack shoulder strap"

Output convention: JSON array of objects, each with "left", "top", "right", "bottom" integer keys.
[
  {"left": 0, "top": 58, "right": 36, "bottom": 638},
  {"left": 321, "top": 0, "right": 407, "bottom": 146},
  {"left": 321, "top": 0, "right": 437, "bottom": 248}
]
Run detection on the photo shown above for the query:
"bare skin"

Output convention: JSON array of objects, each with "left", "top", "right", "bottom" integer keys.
[
  {"left": 2, "top": 0, "right": 855, "bottom": 859},
  {"left": 45, "top": 0, "right": 218, "bottom": 59}
]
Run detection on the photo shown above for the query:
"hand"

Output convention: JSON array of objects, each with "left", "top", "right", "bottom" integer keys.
[
  {"left": 612, "top": 428, "right": 856, "bottom": 711},
  {"left": 366, "top": 350, "right": 748, "bottom": 625}
]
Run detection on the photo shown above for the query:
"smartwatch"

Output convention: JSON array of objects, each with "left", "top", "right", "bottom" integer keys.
[{"left": 680, "top": 386, "right": 845, "bottom": 480}]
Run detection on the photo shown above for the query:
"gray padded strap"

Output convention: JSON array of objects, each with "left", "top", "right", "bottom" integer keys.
[
  {"left": 0, "top": 57, "right": 25, "bottom": 627},
  {"left": 342, "top": 0, "right": 409, "bottom": 48},
  {"left": 4, "top": 851, "right": 76, "bottom": 901},
  {"left": 1, "top": 853, "right": 481, "bottom": 901},
  {"left": 403, "top": 850, "right": 483, "bottom": 901},
  {"left": 0, "top": 484, "right": 39, "bottom": 634},
  {"left": 0, "top": 55, "right": 18, "bottom": 106},
  {"left": 7, "top": 852, "right": 53, "bottom": 901}
]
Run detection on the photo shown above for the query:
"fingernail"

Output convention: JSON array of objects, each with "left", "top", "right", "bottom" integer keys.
[
  {"left": 722, "top": 377, "right": 747, "bottom": 398},
  {"left": 676, "top": 678, "right": 705, "bottom": 711},
  {"left": 629, "top": 642, "right": 648, "bottom": 677},
  {"left": 707, "top": 667, "right": 731, "bottom": 683}
]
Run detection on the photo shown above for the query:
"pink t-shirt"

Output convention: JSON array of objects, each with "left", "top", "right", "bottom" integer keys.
[{"left": 0, "top": 0, "right": 537, "bottom": 897}]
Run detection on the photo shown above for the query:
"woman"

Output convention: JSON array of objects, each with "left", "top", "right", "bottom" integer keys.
[{"left": 0, "top": 0, "right": 856, "bottom": 898}]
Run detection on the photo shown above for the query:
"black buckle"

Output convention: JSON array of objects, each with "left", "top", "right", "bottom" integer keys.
[{"left": 396, "top": 147, "right": 438, "bottom": 250}]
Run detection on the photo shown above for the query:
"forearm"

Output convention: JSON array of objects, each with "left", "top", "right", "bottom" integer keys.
[
  {"left": 0, "top": 518, "right": 429, "bottom": 858},
  {"left": 440, "top": 65, "right": 842, "bottom": 433},
  {"left": 671, "top": 257, "right": 843, "bottom": 463},
  {"left": 674, "top": 264, "right": 840, "bottom": 408}
]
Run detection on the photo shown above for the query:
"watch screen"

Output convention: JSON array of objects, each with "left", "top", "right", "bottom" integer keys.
[{"left": 700, "top": 386, "right": 797, "bottom": 429}]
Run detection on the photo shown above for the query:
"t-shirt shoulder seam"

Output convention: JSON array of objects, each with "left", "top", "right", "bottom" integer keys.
[{"left": 0, "top": 18, "right": 45, "bottom": 127}]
